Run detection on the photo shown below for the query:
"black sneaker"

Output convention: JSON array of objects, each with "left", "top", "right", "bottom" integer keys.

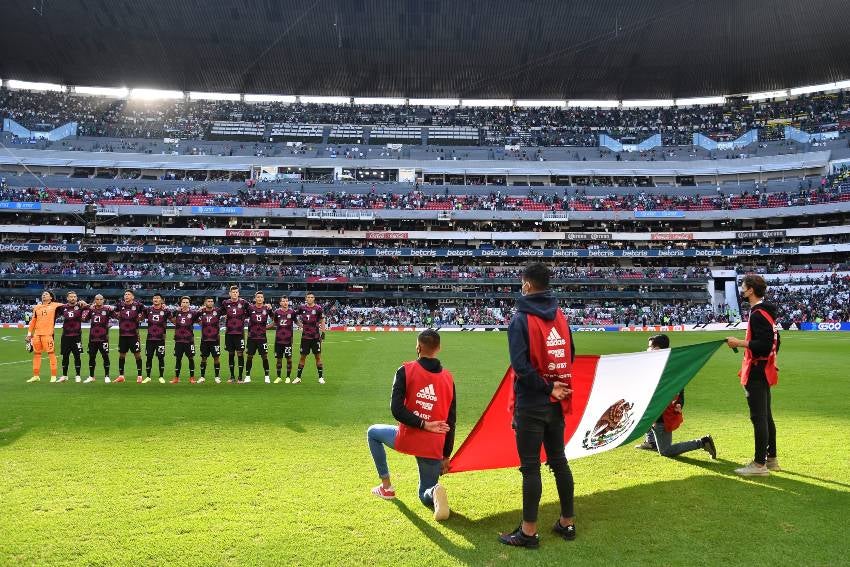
[
  {"left": 553, "top": 520, "right": 576, "bottom": 541},
  {"left": 498, "top": 526, "right": 539, "bottom": 549},
  {"left": 701, "top": 435, "right": 717, "bottom": 459}
]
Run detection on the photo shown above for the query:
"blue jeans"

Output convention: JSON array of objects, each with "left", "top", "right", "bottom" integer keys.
[
  {"left": 366, "top": 424, "right": 442, "bottom": 508},
  {"left": 647, "top": 422, "right": 704, "bottom": 457}
]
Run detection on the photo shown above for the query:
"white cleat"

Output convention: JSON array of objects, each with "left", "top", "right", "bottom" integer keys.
[
  {"left": 75, "top": 376, "right": 82, "bottom": 383},
  {"left": 318, "top": 377, "right": 325, "bottom": 384},
  {"left": 243, "top": 377, "right": 251, "bottom": 383},
  {"left": 57, "top": 376, "right": 68, "bottom": 383},
  {"left": 265, "top": 376, "right": 271, "bottom": 384},
  {"left": 214, "top": 377, "right": 221, "bottom": 384},
  {"left": 285, "top": 377, "right": 291, "bottom": 384},
  {"left": 27, "top": 376, "right": 40, "bottom": 383},
  {"left": 104, "top": 377, "right": 111, "bottom": 384},
  {"left": 292, "top": 377, "right": 301, "bottom": 384},
  {"left": 49, "top": 376, "right": 58, "bottom": 383},
  {"left": 159, "top": 377, "right": 166, "bottom": 384},
  {"left": 197, "top": 377, "right": 206, "bottom": 384},
  {"left": 84, "top": 377, "right": 96, "bottom": 384}
]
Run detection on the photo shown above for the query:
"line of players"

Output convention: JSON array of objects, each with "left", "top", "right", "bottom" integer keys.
[{"left": 26, "top": 285, "right": 326, "bottom": 385}]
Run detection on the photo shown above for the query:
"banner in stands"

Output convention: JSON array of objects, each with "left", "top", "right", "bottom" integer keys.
[
  {"left": 735, "top": 230, "right": 787, "bottom": 239},
  {"left": 306, "top": 276, "right": 349, "bottom": 284},
  {"left": 190, "top": 206, "right": 244, "bottom": 215},
  {"left": 225, "top": 229, "right": 270, "bottom": 238},
  {"left": 633, "top": 211, "right": 686, "bottom": 218},
  {"left": 565, "top": 232, "right": 613, "bottom": 241},
  {"left": 0, "top": 201, "right": 41, "bottom": 210},
  {"left": 0, "top": 244, "right": 801, "bottom": 257},
  {"left": 799, "top": 322, "right": 850, "bottom": 331},
  {"left": 365, "top": 231, "right": 409, "bottom": 240},
  {"left": 650, "top": 232, "right": 694, "bottom": 240}
]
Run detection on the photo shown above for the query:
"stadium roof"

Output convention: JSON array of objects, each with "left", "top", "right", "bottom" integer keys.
[{"left": 2, "top": 0, "right": 850, "bottom": 100}]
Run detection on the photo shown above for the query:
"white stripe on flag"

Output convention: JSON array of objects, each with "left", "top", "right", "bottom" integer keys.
[{"left": 565, "top": 348, "right": 671, "bottom": 459}]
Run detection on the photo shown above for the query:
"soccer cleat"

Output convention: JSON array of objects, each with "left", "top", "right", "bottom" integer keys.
[
  {"left": 197, "top": 377, "right": 206, "bottom": 384},
  {"left": 766, "top": 457, "right": 782, "bottom": 471},
  {"left": 265, "top": 376, "right": 271, "bottom": 384},
  {"left": 136, "top": 376, "right": 143, "bottom": 384},
  {"left": 292, "top": 377, "right": 301, "bottom": 384},
  {"left": 734, "top": 461, "right": 770, "bottom": 476},
  {"left": 75, "top": 376, "right": 82, "bottom": 383},
  {"left": 189, "top": 377, "right": 197, "bottom": 384},
  {"left": 701, "top": 435, "right": 717, "bottom": 459},
  {"left": 57, "top": 376, "right": 68, "bottom": 383},
  {"left": 432, "top": 484, "right": 450, "bottom": 521},
  {"left": 227, "top": 378, "right": 235, "bottom": 384},
  {"left": 27, "top": 376, "right": 40, "bottom": 383},
  {"left": 214, "top": 377, "right": 221, "bottom": 384},
  {"left": 318, "top": 377, "right": 325, "bottom": 384},
  {"left": 50, "top": 376, "right": 58, "bottom": 383},
  {"left": 285, "top": 377, "right": 291, "bottom": 384},
  {"left": 113, "top": 376, "right": 125, "bottom": 384},
  {"left": 104, "top": 377, "right": 111, "bottom": 384},
  {"left": 83, "top": 377, "right": 95, "bottom": 384},
  {"left": 274, "top": 377, "right": 282, "bottom": 384},
  {"left": 371, "top": 484, "right": 396, "bottom": 500},
  {"left": 553, "top": 520, "right": 577, "bottom": 541},
  {"left": 159, "top": 377, "right": 166, "bottom": 384},
  {"left": 141, "top": 377, "right": 151, "bottom": 384},
  {"left": 499, "top": 526, "right": 540, "bottom": 549},
  {"left": 243, "top": 377, "right": 251, "bottom": 383},
  {"left": 170, "top": 377, "right": 180, "bottom": 384}
]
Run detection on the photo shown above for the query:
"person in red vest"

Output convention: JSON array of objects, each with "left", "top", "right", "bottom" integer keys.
[
  {"left": 366, "top": 329, "right": 456, "bottom": 521},
  {"left": 499, "top": 263, "right": 575, "bottom": 549},
  {"left": 727, "top": 274, "right": 781, "bottom": 476},
  {"left": 635, "top": 334, "right": 717, "bottom": 458}
]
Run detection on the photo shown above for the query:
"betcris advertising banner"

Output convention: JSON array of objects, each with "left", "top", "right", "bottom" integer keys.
[
  {"left": 0, "top": 201, "right": 42, "bottom": 210},
  {"left": 570, "top": 325, "right": 623, "bottom": 332},
  {"left": 799, "top": 322, "right": 850, "bottom": 331}
]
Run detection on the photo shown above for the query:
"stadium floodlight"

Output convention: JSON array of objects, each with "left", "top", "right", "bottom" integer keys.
[
  {"left": 567, "top": 100, "right": 619, "bottom": 108},
  {"left": 461, "top": 99, "right": 513, "bottom": 107},
  {"left": 409, "top": 98, "right": 461, "bottom": 106},
  {"left": 7, "top": 79, "right": 64, "bottom": 92},
  {"left": 515, "top": 100, "right": 566, "bottom": 108},
  {"left": 789, "top": 82, "right": 843, "bottom": 96},
  {"left": 130, "top": 88, "right": 184, "bottom": 100},
  {"left": 300, "top": 95, "right": 351, "bottom": 104},
  {"left": 353, "top": 97, "right": 406, "bottom": 105},
  {"left": 244, "top": 94, "right": 297, "bottom": 103},
  {"left": 675, "top": 96, "right": 726, "bottom": 107},
  {"left": 621, "top": 99, "right": 675, "bottom": 108},
  {"left": 747, "top": 89, "right": 788, "bottom": 101},
  {"left": 189, "top": 91, "right": 240, "bottom": 101},
  {"left": 74, "top": 85, "right": 129, "bottom": 98}
]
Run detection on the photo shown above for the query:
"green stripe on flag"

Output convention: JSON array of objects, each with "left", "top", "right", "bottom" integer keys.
[{"left": 622, "top": 340, "right": 725, "bottom": 446}]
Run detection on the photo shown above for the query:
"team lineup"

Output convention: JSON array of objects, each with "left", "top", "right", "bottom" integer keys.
[{"left": 24, "top": 285, "right": 327, "bottom": 385}]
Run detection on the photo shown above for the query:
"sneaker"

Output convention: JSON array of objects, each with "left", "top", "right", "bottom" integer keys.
[
  {"left": 49, "top": 376, "right": 57, "bottom": 383},
  {"left": 701, "top": 435, "right": 717, "bottom": 459},
  {"left": 553, "top": 520, "right": 576, "bottom": 541},
  {"left": 159, "top": 377, "right": 166, "bottom": 384},
  {"left": 292, "top": 377, "right": 301, "bottom": 384},
  {"left": 243, "top": 377, "right": 252, "bottom": 384},
  {"left": 499, "top": 526, "right": 540, "bottom": 549},
  {"left": 27, "top": 376, "right": 40, "bottom": 383},
  {"left": 170, "top": 377, "right": 180, "bottom": 384},
  {"left": 75, "top": 376, "right": 82, "bottom": 383},
  {"left": 371, "top": 484, "right": 396, "bottom": 500},
  {"left": 83, "top": 377, "right": 95, "bottom": 384},
  {"left": 734, "top": 461, "right": 769, "bottom": 476},
  {"left": 265, "top": 376, "right": 271, "bottom": 384},
  {"left": 635, "top": 441, "right": 656, "bottom": 451},
  {"left": 141, "top": 377, "right": 151, "bottom": 384},
  {"left": 766, "top": 457, "right": 782, "bottom": 471},
  {"left": 113, "top": 376, "right": 125, "bottom": 384},
  {"left": 215, "top": 377, "right": 221, "bottom": 384},
  {"left": 285, "top": 377, "right": 291, "bottom": 384},
  {"left": 189, "top": 377, "right": 197, "bottom": 385},
  {"left": 318, "top": 377, "right": 326, "bottom": 384},
  {"left": 432, "top": 484, "right": 450, "bottom": 521},
  {"left": 197, "top": 377, "right": 206, "bottom": 384},
  {"left": 104, "top": 377, "right": 111, "bottom": 384},
  {"left": 57, "top": 376, "right": 68, "bottom": 383},
  {"left": 136, "top": 376, "right": 143, "bottom": 384}
]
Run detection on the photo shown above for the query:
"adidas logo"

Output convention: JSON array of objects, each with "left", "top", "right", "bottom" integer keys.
[
  {"left": 546, "top": 327, "right": 566, "bottom": 347},
  {"left": 416, "top": 383, "right": 438, "bottom": 402}
]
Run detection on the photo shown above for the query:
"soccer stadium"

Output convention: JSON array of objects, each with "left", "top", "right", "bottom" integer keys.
[{"left": 1, "top": 1, "right": 849, "bottom": 565}]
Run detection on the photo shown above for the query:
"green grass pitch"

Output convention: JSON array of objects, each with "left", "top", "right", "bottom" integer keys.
[{"left": 1, "top": 329, "right": 848, "bottom": 566}]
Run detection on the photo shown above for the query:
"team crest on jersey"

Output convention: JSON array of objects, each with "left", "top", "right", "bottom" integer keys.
[{"left": 581, "top": 399, "right": 635, "bottom": 450}]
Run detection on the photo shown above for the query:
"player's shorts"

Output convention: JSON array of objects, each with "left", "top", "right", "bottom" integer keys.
[
  {"left": 60, "top": 335, "right": 83, "bottom": 356},
  {"left": 145, "top": 339, "right": 166, "bottom": 358},
  {"left": 224, "top": 334, "right": 245, "bottom": 352},
  {"left": 200, "top": 340, "right": 221, "bottom": 358},
  {"left": 88, "top": 341, "right": 109, "bottom": 357},
  {"left": 174, "top": 342, "right": 196, "bottom": 358},
  {"left": 32, "top": 335, "right": 55, "bottom": 354},
  {"left": 118, "top": 336, "right": 141, "bottom": 354},
  {"left": 246, "top": 338, "right": 268, "bottom": 356},
  {"left": 300, "top": 338, "right": 321, "bottom": 356},
  {"left": 274, "top": 342, "right": 293, "bottom": 358}
]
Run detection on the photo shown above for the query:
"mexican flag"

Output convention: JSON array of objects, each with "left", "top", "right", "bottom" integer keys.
[{"left": 449, "top": 340, "right": 723, "bottom": 473}]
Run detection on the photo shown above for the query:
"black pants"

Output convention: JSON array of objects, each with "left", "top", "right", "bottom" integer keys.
[
  {"left": 514, "top": 402, "right": 575, "bottom": 523},
  {"left": 745, "top": 368, "right": 777, "bottom": 465}
]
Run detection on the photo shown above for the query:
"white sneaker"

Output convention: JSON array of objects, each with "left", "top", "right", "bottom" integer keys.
[
  {"left": 265, "top": 376, "right": 271, "bottom": 384},
  {"left": 292, "top": 377, "right": 301, "bottom": 384},
  {"left": 285, "top": 377, "right": 291, "bottom": 384},
  {"left": 57, "top": 376, "right": 68, "bottom": 383},
  {"left": 243, "top": 377, "right": 252, "bottom": 383},
  {"left": 318, "top": 377, "right": 325, "bottom": 384},
  {"left": 197, "top": 377, "right": 206, "bottom": 384},
  {"left": 75, "top": 376, "right": 82, "bottom": 383},
  {"left": 84, "top": 377, "right": 95, "bottom": 384},
  {"left": 214, "top": 377, "right": 221, "bottom": 384},
  {"left": 104, "top": 377, "right": 111, "bottom": 384},
  {"left": 734, "top": 461, "right": 770, "bottom": 476},
  {"left": 432, "top": 484, "right": 450, "bottom": 521}
]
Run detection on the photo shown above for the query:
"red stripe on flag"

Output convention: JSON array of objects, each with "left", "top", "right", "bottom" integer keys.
[{"left": 448, "top": 355, "right": 600, "bottom": 473}]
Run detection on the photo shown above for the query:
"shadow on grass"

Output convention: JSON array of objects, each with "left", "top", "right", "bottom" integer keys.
[{"left": 0, "top": 418, "right": 28, "bottom": 448}]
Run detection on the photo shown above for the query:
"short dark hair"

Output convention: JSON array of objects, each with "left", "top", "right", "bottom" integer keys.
[
  {"left": 306, "top": 292, "right": 315, "bottom": 297},
  {"left": 742, "top": 274, "right": 767, "bottom": 298},
  {"left": 648, "top": 334, "right": 670, "bottom": 349},
  {"left": 204, "top": 296, "right": 215, "bottom": 301},
  {"left": 522, "top": 263, "right": 550, "bottom": 290},
  {"left": 179, "top": 296, "right": 190, "bottom": 303},
  {"left": 418, "top": 329, "right": 440, "bottom": 351},
  {"left": 255, "top": 291, "right": 264, "bottom": 297},
  {"left": 124, "top": 289, "right": 134, "bottom": 295},
  {"left": 229, "top": 285, "right": 239, "bottom": 292},
  {"left": 152, "top": 293, "right": 163, "bottom": 299}
]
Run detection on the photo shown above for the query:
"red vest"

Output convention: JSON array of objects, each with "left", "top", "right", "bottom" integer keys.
[
  {"left": 661, "top": 399, "right": 684, "bottom": 432},
  {"left": 394, "top": 360, "right": 454, "bottom": 460},
  {"left": 739, "top": 308, "right": 779, "bottom": 387},
  {"left": 520, "top": 310, "right": 574, "bottom": 413}
]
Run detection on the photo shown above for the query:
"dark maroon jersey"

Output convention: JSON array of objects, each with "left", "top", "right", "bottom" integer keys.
[
  {"left": 198, "top": 307, "right": 223, "bottom": 342},
  {"left": 297, "top": 304, "right": 324, "bottom": 340},
  {"left": 273, "top": 307, "right": 296, "bottom": 344},
  {"left": 84, "top": 306, "right": 114, "bottom": 342},
  {"left": 144, "top": 306, "right": 170, "bottom": 342},
  {"left": 220, "top": 298, "right": 250, "bottom": 335},
  {"left": 246, "top": 304, "right": 271, "bottom": 341},
  {"left": 60, "top": 304, "right": 85, "bottom": 337},
  {"left": 116, "top": 300, "right": 144, "bottom": 337},
  {"left": 172, "top": 309, "right": 197, "bottom": 343}
]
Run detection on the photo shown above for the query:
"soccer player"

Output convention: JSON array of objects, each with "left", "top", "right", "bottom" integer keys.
[
  {"left": 82, "top": 294, "right": 115, "bottom": 383},
  {"left": 198, "top": 296, "right": 224, "bottom": 384},
  {"left": 142, "top": 293, "right": 170, "bottom": 384},
  {"left": 295, "top": 292, "right": 326, "bottom": 384},
  {"left": 170, "top": 296, "right": 197, "bottom": 384},
  {"left": 115, "top": 290, "right": 144, "bottom": 384},
  {"left": 272, "top": 296, "right": 296, "bottom": 383},
  {"left": 366, "top": 330, "right": 455, "bottom": 521},
  {"left": 245, "top": 291, "right": 272, "bottom": 384},
  {"left": 25, "top": 290, "right": 63, "bottom": 383},
  {"left": 220, "top": 285, "right": 250, "bottom": 383},
  {"left": 58, "top": 291, "right": 85, "bottom": 383}
]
